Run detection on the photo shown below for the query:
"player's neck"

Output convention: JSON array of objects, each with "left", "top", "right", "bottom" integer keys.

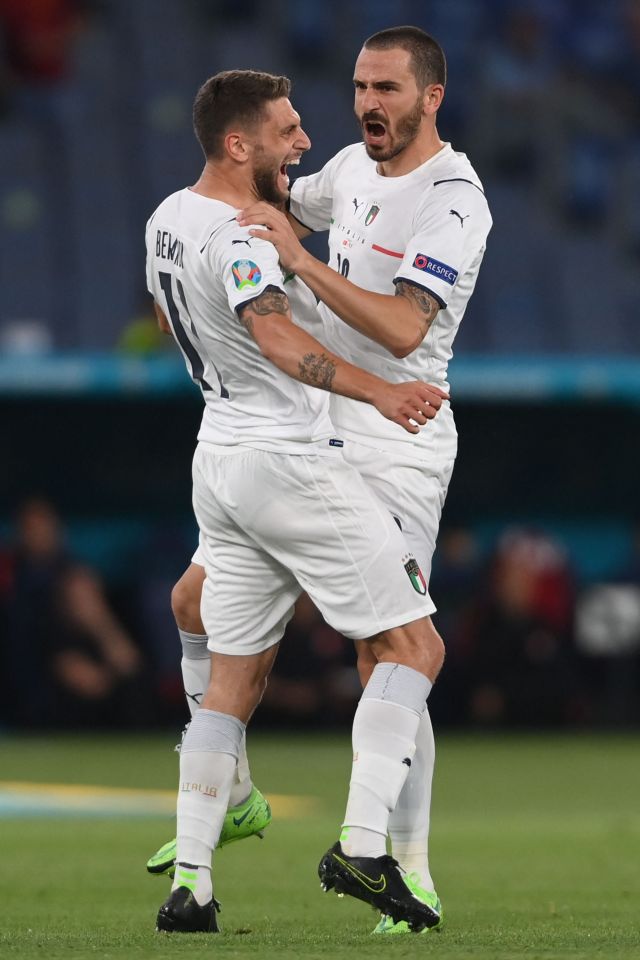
[
  {"left": 190, "top": 163, "right": 256, "bottom": 209},
  {"left": 376, "top": 128, "right": 446, "bottom": 178}
]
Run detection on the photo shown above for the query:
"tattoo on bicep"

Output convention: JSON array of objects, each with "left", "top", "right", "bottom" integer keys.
[
  {"left": 395, "top": 280, "right": 440, "bottom": 334},
  {"left": 238, "top": 308, "right": 255, "bottom": 337},
  {"left": 298, "top": 352, "right": 336, "bottom": 391},
  {"left": 247, "top": 289, "right": 289, "bottom": 316},
  {"left": 238, "top": 288, "right": 290, "bottom": 337}
]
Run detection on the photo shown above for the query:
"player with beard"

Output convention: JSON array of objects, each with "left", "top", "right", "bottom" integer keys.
[
  {"left": 235, "top": 26, "right": 493, "bottom": 935},
  {"left": 146, "top": 69, "right": 451, "bottom": 934}
]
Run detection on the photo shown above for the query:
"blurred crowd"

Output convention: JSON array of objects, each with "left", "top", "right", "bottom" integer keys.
[
  {"left": 0, "top": 0, "right": 639, "bottom": 351},
  {"left": 1, "top": 498, "right": 639, "bottom": 732},
  {"left": 0, "top": 499, "right": 149, "bottom": 728},
  {"left": 1, "top": 1, "right": 639, "bottom": 731}
]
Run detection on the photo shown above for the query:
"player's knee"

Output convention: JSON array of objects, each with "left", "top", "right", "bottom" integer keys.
[
  {"left": 356, "top": 649, "right": 378, "bottom": 688},
  {"left": 414, "top": 619, "right": 445, "bottom": 678},
  {"left": 170, "top": 579, "right": 190, "bottom": 627},
  {"left": 256, "top": 674, "right": 269, "bottom": 704},
  {"left": 375, "top": 618, "right": 446, "bottom": 682},
  {"left": 356, "top": 659, "right": 372, "bottom": 689},
  {"left": 243, "top": 668, "right": 273, "bottom": 720},
  {"left": 429, "top": 629, "right": 446, "bottom": 678},
  {"left": 171, "top": 574, "right": 202, "bottom": 633}
]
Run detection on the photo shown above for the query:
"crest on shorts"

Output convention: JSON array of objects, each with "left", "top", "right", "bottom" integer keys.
[
  {"left": 404, "top": 556, "right": 427, "bottom": 595},
  {"left": 232, "top": 259, "right": 262, "bottom": 290}
]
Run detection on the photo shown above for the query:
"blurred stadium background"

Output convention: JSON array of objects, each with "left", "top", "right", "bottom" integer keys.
[
  {"left": 1, "top": 2, "right": 640, "bottom": 956},
  {"left": 2, "top": 0, "right": 640, "bottom": 734}
]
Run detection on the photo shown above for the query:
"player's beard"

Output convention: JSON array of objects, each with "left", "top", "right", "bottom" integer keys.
[
  {"left": 361, "top": 95, "right": 424, "bottom": 162},
  {"left": 252, "top": 153, "right": 287, "bottom": 206}
]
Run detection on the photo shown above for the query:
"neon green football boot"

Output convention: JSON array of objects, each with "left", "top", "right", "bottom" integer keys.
[
  {"left": 372, "top": 873, "right": 443, "bottom": 935},
  {"left": 146, "top": 785, "right": 271, "bottom": 877}
]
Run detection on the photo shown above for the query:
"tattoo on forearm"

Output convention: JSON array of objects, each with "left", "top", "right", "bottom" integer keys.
[
  {"left": 395, "top": 280, "right": 440, "bottom": 335},
  {"left": 298, "top": 352, "right": 336, "bottom": 391},
  {"left": 238, "top": 289, "right": 289, "bottom": 337}
]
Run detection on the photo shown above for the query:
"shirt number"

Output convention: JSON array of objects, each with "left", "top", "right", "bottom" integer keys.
[{"left": 158, "top": 272, "right": 229, "bottom": 398}]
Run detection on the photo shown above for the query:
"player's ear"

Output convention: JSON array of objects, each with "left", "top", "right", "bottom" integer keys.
[
  {"left": 225, "top": 131, "right": 251, "bottom": 164},
  {"left": 422, "top": 83, "right": 444, "bottom": 117}
]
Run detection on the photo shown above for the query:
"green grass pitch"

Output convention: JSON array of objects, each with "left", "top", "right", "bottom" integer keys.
[{"left": 0, "top": 732, "right": 639, "bottom": 959}]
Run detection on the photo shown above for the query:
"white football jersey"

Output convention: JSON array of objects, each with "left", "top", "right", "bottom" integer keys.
[
  {"left": 290, "top": 142, "right": 492, "bottom": 455},
  {"left": 145, "top": 188, "right": 334, "bottom": 453}
]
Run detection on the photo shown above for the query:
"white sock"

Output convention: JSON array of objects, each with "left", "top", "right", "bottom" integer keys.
[
  {"left": 173, "top": 862, "right": 214, "bottom": 906},
  {"left": 388, "top": 706, "right": 435, "bottom": 891},
  {"left": 339, "top": 825, "right": 385, "bottom": 858},
  {"left": 179, "top": 630, "right": 210, "bottom": 716},
  {"left": 179, "top": 631, "right": 252, "bottom": 808},
  {"left": 341, "top": 663, "right": 431, "bottom": 859},
  {"left": 173, "top": 708, "right": 244, "bottom": 904},
  {"left": 229, "top": 733, "right": 252, "bottom": 807}
]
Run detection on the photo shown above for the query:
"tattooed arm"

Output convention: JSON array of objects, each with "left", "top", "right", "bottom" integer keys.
[
  {"left": 236, "top": 286, "right": 289, "bottom": 339},
  {"left": 286, "top": 253, "right": 441, "bottom": 358},
  {"left": 394, "top": 280, "right": 441, "bottom": 344},
  {"left": 237, "top": 288, "right": 344, "bottom": 396},
  {"left": 236, "top": 203, "right": 441, "bottom": 358},
  {"left": 237, "top": 287, "right": 447, "bottom": 433}
]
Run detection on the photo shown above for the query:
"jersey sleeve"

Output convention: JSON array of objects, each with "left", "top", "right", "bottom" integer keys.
[
  {"left": 289, "top": 144, "right": 354, "bottom": 232},
  {"left": 210, "top": 225, "right": 287, "bottom": 315},
  {"left": 395, "top": 182, "right": 492, "bottom": 307}
]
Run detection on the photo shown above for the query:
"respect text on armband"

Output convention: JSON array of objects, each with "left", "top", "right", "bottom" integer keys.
[{"left": 412, "top": 253, "right": 458, "bottom": 286}]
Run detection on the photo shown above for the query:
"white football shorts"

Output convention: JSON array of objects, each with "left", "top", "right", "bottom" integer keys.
[
  {"left": 191, "top": 442, "right": 434, "bottom": 656},
  {"left": 341, "top": 409, "right": 457, "bottom": 587}
]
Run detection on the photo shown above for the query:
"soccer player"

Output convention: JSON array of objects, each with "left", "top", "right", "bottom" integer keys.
[
  {"left": 237, "top": 25, "right": 493, "bottom": 935},
  {"left": 146, "top": 69, "right": 449, "bottom": 934}
]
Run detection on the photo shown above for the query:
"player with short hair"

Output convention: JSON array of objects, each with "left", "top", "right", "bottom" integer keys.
[
  {"left": 146, "top": 68, "right": 449, "bottom": 934},
  {"left": 237, "top": 25, "right": 492, "bottom": 935}
]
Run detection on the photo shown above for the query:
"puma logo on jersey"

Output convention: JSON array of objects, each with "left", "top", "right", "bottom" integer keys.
[
  {"left": 450, "top": 209, "right": 469, "bottom": 227},
  {"left": 352, "top": 198, "right": 365, "bottom": 215},
  {"left": 232, "top": 238, "right": 252, "bottom": 247}
]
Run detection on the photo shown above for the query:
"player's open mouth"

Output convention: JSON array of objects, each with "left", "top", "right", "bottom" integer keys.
[
  {"left": 279, "top": 156, "right": 301, "bottom": 188},
  {"left": 364, "top": 120, "right": 387, "bottom": 145}
]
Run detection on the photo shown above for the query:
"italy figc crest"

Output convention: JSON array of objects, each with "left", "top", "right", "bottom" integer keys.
[
  {"left": 404, "top": 557, "right": 427, "bottom": 595},
  {"left": 364, "top": 203, "right": 381, "bottom": 226}
]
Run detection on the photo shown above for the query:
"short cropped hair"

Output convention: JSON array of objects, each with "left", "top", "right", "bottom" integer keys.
[
  {"left": 193, "top": 70, "right": 291, "bottom": 159},
  {"left": 363, "top": 26, "right": 447, "bottom": 89}
]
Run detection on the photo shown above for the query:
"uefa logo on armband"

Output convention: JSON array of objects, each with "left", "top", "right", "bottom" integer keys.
[
  {"left": 232, "top": 260, "right": 262, "bottom": 290},
  {"left": 412, "top": 253, "right": 458, "bottom": 286}
]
